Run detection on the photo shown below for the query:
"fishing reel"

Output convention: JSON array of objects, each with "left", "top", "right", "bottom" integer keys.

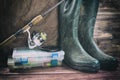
[{"left": 26, "top": 29, "right": 47, "bottom": 49}]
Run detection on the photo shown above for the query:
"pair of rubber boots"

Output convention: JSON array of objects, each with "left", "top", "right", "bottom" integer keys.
[{"left": 58, "top": 0, "right": 118, "bottom": 72}]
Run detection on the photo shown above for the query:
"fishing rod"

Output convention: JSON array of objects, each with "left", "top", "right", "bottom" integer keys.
[{"left": 0, "top": 0, "right": 65, "bottom": 48}]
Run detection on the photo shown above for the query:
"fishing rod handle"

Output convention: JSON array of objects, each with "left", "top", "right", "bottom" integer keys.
[
  {"left": 31, "top": 15, "right": 43, "bottom": 25},
  {"left": 22, "top": 15, "right": 43, "bottom": 32}
]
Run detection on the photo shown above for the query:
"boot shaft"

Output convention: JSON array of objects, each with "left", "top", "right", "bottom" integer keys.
[
  {"left": 58, "top": 0, "right": 82, "bottom": 47},
  {"left": 79, "top": 0, "right": 99, "bottom": 37}
]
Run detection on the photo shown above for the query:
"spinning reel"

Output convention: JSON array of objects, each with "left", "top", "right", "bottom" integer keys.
[{"left": 26, "top": 28, "right": 47, "bottom": 49}]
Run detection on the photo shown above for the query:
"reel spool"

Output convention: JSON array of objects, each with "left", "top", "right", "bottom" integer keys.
[{"left": 26, "top": 29, "right": 47, "bottom": 49}]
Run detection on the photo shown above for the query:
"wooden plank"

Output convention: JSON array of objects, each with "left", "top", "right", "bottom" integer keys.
[
  {"left": 94, "top": 3, "right": 120, "bottom": 55},
  {"left": 0, "top": 58, "right": 120, "bottom": 80},
  {"left": 0, "top": 74, "right": 120, "bottom": 80},
  {"left": 0, "top": 66, "right": 120, "bottom": 80},
  {"left": 99, "top": 8, "right": 120, "bottom": 12}
]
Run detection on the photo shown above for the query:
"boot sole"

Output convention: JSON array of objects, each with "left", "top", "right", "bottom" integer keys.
[{"left": 64, "top": 59, "right": 100, "bottom": 73}]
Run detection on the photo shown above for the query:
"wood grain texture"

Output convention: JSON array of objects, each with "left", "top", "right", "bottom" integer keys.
[
  {"left": 94, "top": 3, "right": 120, "bottom": 56},
  {"left": 0, "top": 58, "right": 120, "bottom": 80}
]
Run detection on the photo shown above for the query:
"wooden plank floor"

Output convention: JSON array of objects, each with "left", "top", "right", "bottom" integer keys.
[{"left": 0, "top": 58, "right": 120, "bottom": 80}]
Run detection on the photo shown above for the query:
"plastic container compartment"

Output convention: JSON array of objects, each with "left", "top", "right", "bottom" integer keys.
[
  {"left": 12, "top": 48, "right": 64, "bottom": 60},
  {"left": 8, "top": 48, "right": 65, "bottom": 69}
]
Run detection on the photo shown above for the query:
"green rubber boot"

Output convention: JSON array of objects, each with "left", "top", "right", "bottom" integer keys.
[
  {"left": 58, "top": 0, "right": 100, "bottom": 72},
  {"left": 78, "top": 0, "right": 118, "bottom": 70}
]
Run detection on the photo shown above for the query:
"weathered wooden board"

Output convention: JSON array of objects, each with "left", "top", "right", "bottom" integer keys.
[
  {"left": 94, "top": 5, "right": 120, "bottom": 56},
  {"left": 0, "top": 59, "right": 120, "bottom": 80}
]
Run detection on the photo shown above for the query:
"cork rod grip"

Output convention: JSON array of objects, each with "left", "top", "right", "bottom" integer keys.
[
  {"left": 22, "top": 15, "right": 43, "bottom": 32},
  {"left": 31, "top": 15, "right": 43, "bottom": 25}
]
